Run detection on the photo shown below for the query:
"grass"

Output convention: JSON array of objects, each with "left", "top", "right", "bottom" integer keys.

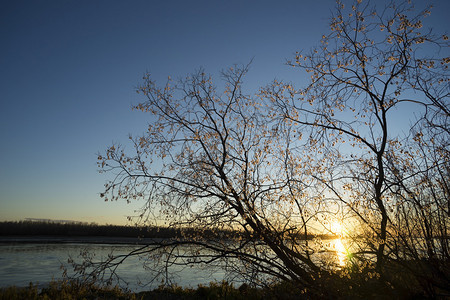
[
  {"left": 0, "top": 281, "right": 259, "bottom": 300},
  {"left": 1, "top": 262, "right": 448, "bottom": 300},
  {"left": 0, "top": 278, "right": 432, "bottom": 300},
  {"left": 0, "top": 281, "right": 133, "bottom": 300},
  {"left": 0, "top": 280, "right": 323, "bottom": 300}
]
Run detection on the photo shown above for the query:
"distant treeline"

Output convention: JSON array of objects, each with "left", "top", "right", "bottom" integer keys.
[
  {"left": 0, "top": 221, "right": 241, "bottom": 240},
  {"left": 0, "top": 221, "right": 329, "bottom": 240}
]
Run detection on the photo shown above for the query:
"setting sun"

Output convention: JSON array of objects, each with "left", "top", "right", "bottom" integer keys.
[{"left": 330, "top": 221, "right": 343, "bottom": 236}]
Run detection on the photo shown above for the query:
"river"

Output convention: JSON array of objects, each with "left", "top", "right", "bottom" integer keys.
[
  {"left": 0, "top": 242, "right": 229, "bottom": 291},
  {"left": 0, "top": 238, "right": 348, "bottom": 291}
]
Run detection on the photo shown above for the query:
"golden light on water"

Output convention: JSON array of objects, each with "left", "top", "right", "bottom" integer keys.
[
  {"left": 334, "top": 238, "right": 347, "bottom": 267},
  {"left": 330, "top": 221, "right": 349, "bottom": 267}
]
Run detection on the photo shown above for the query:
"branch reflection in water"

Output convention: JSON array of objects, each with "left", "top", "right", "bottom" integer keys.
[{"left": 0, "top": 238, "right": 355, "bottom": 290}]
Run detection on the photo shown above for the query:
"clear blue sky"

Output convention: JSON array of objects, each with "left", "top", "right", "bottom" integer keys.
[{"left": 1, "top": 0, "right": 448, "bottom": 225}]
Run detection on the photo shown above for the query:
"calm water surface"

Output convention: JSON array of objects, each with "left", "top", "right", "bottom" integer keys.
[
  {"left": 0, "top": 243, "right": 226, "bottom": 291},
  {"left": 0, "top": 239, "right": 349, "bottom": 291}
]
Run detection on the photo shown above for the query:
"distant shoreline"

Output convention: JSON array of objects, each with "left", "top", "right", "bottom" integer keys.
[
  {"left": 0, "top": 235, "right": 166, "bottom": 245},
  {"left": 0, "top": 221, "right": 336, "bottom": 243}
]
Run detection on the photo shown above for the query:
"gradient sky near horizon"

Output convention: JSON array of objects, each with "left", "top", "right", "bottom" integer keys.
[{"left": 1, "top": 0, "right": 448, "bottom": 225}]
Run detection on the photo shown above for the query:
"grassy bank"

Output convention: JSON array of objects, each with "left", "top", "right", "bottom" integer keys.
[
  {"left": 0, "top": 276, "right": 436, "bottom": 300},
  {"left": 0, "top": 281, "right": 267, "bottom": 300}
]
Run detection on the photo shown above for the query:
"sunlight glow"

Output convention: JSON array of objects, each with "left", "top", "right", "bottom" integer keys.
[
  {"left": 334, "top": 238, "right": 347, "bottom": 267},
  {"left": 330, "top": 221, "right": 343, "bottom": 236},
  {"left": 329, "top": 221, "right": 350, "bottom": 266}
]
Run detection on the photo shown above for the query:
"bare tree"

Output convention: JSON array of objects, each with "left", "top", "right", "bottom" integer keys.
[
  {"left": 95, "top": 64, "right": 343, "bottom": 295},
  {"left": 264, "top": 0, "right": 448, "bottom": 292},
  {"left": 85, "top": 0, "right": 448, "bottom": 297}
]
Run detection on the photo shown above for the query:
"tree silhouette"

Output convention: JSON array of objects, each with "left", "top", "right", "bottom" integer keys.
[
  {"left": 268, "top": 0, "right": 448, "bottom": 291},
  {"left": 90, "top": 0, "right": 448, "bottom": 296}
]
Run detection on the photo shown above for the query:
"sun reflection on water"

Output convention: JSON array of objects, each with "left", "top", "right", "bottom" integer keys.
[
  {"left": 333, "top": 238, "right": 348, "bottom": 267},
  {"left": 328, "top": 220, "right": 350, "bottom": 267}
]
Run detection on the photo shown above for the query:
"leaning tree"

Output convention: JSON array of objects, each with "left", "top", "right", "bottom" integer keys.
[
  {"left": 85, "top": 0, "right": 448, "bottom": 296},
  {"left": 95, "top": 64, "right": 336, "bottom": 292}
]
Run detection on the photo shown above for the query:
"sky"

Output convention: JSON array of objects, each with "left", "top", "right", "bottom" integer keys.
[{"left": 1, "top": 0, "right": 448, "bottom": 225}]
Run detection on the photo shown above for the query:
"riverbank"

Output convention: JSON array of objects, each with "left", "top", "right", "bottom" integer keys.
[
  {"left": 0, "top": 221, "right": 332, "bottom": 241},
  {"left": 2, "top": 221, "right": 446, "bottom": 298},
  {"left": 1, "top": 276, "right": 438, "bottom": 299},
  {"left": 0, "top": 235, "right": 163, "bottom": 245},
  {"left": 1, "top": 280, "right": 265, "bottom": 300}
]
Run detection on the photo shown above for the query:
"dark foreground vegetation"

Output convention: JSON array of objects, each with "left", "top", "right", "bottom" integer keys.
[{"left": 0, "top": 276, "right": 441, "bottom": 300}]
